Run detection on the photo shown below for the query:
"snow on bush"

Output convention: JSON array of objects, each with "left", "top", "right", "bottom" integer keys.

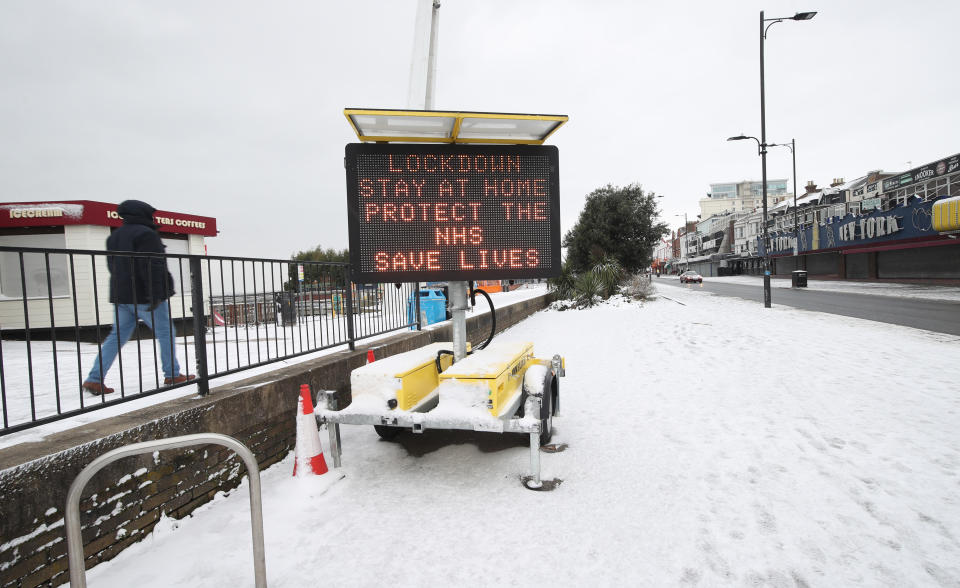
[{"left": 621, "top": 273, "right": 656, "bottom": 300}]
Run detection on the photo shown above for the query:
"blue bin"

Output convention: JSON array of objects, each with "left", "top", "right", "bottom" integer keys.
[{"left": 408, "top": 289, "right": 447, "bottom": 329}]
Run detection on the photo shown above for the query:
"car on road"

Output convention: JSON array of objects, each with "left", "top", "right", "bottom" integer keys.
[{"left": 679, "top": 271, "right": 703, "bottom": 284}]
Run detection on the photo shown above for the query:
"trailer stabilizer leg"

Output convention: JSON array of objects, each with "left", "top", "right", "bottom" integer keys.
[
  {"left": 526, "top": 431, "right": 542, "bottom": 489},
  {"left": 328, "top": 422, "right": 342, "bottom": 469},
  {"left": 318, "top": 391, "right": 342, "bottom": 468},
  {"left": 521, "top": 395, "right": 562, "bottom": 491}
]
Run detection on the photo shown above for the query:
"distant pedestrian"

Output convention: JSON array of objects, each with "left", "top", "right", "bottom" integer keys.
[{"left": 82, "top": 200, "right": 195, "bottom": 395}]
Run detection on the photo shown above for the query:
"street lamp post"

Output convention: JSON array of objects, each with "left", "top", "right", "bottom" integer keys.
[
  {"left": 768, "top": 139, "right": 798, "bottom": 260},
  {"left": 760, "top": 10, "right": 815, "bottom": 306},
  {"left": 728, "top": 10, "right": 816, "bottom": 309}
]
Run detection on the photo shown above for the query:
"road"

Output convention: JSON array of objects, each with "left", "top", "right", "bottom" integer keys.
[{"left": 656, "top": 277, "right": 960, "bottom": 336}]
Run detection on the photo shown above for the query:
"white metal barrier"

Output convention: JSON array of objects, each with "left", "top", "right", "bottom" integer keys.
[{"left": 64, "top": 433, "right": 267, "bottom": 587}]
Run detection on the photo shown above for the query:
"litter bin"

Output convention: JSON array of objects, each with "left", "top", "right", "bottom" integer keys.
[
  {"left": 278, "top": 292, "right": 298, "bottom": 325},
  {"left": 407, "top": 289, "right": 447, "bottom": 329},
  {"left": 791, "top": 270, "right": 808, "bottom": 288}
]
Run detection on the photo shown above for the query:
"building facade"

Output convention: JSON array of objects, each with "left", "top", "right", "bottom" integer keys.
[
  {"left": 682, "top": 153, "right": 960, "bottom": 281},
  {"left": 0, "top": 200, "right": 217, "bottom": 331},
  {"left": 699, "top": 179, "right": 789, "bottom": 219}
]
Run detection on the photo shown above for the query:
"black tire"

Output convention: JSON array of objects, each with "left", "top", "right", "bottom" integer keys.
[
  {"left": 540, "top": 385, "right": 554, "bottom": 445},
  {"left": 523, "top": 369, "right": 555, "bottom": 445},
  {"left": 374, "top": 425, "right": 402, "bottom": 440}
]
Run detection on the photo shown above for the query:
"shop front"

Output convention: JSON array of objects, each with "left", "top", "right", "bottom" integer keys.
[
  {"left": 0, "top": 200, "right": 217, "bottom": 332},
  {"left": 761, "top": 196, "right": 959, "bottom": 281}
]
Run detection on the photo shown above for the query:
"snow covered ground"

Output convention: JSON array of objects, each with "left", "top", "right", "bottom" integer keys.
[
  {"left": 0, "top": 285, "right": 548, "bottom": 449},
  {"left": 82, "top": 281, "right": 960, "bottom": 587}
]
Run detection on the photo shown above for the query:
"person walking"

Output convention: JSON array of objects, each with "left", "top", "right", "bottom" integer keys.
[{"left": 82, "top": 200, "right": 195, "bottom": 395}]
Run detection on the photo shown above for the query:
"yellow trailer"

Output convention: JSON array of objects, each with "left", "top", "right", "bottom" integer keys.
[{"left": 316, "top": 340, "right": 564, "bottom": 489}]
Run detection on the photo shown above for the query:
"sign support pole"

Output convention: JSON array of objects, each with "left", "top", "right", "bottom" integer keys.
[
  {"left": 450, "top": 281, "right": 468, "bottom": 361},
  {"left": 421, "top": 0, "right": 469, "bottom": 361}
]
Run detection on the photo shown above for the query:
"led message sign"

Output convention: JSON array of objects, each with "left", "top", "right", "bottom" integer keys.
[{"left": 345, "top": 143, "right": 560, "bottom": 282}]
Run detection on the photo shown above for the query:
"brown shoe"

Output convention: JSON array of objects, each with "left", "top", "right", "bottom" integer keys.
[
  {"left": 164, "top": 374, "right": 197, "bottom": 385},
  {"left": 82, "top": 381, "right": 115, "bottom": 395}
]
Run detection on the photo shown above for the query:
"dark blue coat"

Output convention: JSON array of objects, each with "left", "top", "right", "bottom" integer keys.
[{"left": 107, "top": 200, "right": 175, "bottom": 305}]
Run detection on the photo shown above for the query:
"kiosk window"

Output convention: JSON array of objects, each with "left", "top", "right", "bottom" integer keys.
[{"left": 0, "top": 232, "right": 69, "bottom": 298}]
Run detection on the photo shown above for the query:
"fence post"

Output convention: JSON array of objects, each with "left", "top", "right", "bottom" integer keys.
[
  {"left": 344, "top": 265, "right": 356, "bottom": 351},
  {"left": 414, "top": 281, "right": 422, "bottom": 330},
  {"left": 189, "top": 256, "right": 210, "bottom": 396}
]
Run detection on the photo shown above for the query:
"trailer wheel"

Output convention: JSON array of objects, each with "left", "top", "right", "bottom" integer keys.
[
  {"left": 374, "top": 425, "right": 402, "bottom": 440},
  {"left": 523, "top": 369, "right": 555, "bottom": 445},
  {"left": 540, "top": 387, "right": 554, "bottom": 445}
]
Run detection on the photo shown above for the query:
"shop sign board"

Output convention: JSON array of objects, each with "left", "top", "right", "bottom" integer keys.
[
  {"left": 0, "top": 200, "right": 217, "bottom": 236},
  {"left": 345, "top": 143, "right": 560, "bottom": 282},
  {"left": 761, "top": 198, "right": 944, "bottom": 256},
  {"left": 882, "top": 153, "right": 960, "bottom": 192}
]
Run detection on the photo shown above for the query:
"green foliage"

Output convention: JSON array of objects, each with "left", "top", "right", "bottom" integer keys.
[
  {"left": 547, "top": 260, "right": 577, "bottom": 300},
  {"left": 285, "top": 245, "right": 349, "bottom": 291},
  {"left": 592, "top": 256, "right": 623, "bottom": 298},
  {"left": 562, "top": 183, "right": 669, "bottom": 274},
  {"left": 574, "top": 270, "right": 601, "bottom": 307},
  {"left": 292, "top": 246, "right": 349, "bottom": 264},
  {"left": 552, "top": 258, "right": 655, "bottom": 309}
]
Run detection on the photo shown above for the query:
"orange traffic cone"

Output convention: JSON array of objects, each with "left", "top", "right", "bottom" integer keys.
[
  {"left": 293, "top": 384, "right": 329, "bottom": 477},
  {"left": 367, "top": 349, "right": 376, "bottom": 364}
]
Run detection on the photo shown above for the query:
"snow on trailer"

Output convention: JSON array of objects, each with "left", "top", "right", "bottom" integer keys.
[
  {"left": 331, "top": 108, "right": 569, "bottom": 489},
  {"left": 316, "top": 340, "right": 565, "bottom": 489}
]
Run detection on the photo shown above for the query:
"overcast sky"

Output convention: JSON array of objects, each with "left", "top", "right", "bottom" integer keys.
[{"left": 2, "top": 0, "right": 958, "bottom": 259}]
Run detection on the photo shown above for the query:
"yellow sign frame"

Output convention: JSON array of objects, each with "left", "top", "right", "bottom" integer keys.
[{"left": 343, "top": 108, "right": 568, "bottom": 145}]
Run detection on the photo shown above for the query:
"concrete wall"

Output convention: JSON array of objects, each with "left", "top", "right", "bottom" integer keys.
[{"left": 0, "top": 292, "right": 551, "bottom": 587}]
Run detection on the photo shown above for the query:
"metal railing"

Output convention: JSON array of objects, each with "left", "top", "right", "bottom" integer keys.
[
  {"left": 65, "top": 433, "right": 267, "bottom": 587},
  {"left": 0, "top": 245, "right": 422, "bottom": 436}
]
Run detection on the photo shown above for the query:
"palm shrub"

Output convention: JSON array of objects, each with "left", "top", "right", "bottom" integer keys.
[
  {"left": 552, "top": 258, "right": 629, "bottom": 307},
  {"left": 552, "top": 258, "right": 640, "bottom": 308},
  {"left": 574, "top": 270, "right": 602, "bottom": 307},
  {"left": 548, "top": 260, "right": 577, "bottom": 300},
  {"left": 592, "top": 257, "right": 623, "bottom": 298}
]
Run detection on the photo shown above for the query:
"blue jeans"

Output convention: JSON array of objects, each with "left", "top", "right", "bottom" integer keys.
[{"left": 86, "top": 302, "right": 180, "bottom": 383}]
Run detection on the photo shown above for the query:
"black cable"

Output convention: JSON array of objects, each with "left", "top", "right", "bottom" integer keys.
[
  {"left": 470, "top": 286, "right": 495, "bottom": 350},
  {"left": 435, "top": 282, "right": 475, "bottom": 373},
  {"left": 435, "top": 282, "right": 496, "bottom": 373},
  {"left": 435, "top": 349, "right": 455, "bottom": 374}
]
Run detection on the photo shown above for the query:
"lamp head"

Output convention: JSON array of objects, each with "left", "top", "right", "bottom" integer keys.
[
  {"left": 793, "top": 11, "right": 817, "bottom": 20},
  {"left": 727, "top": 135, "right": 749, "bottom": 141}
]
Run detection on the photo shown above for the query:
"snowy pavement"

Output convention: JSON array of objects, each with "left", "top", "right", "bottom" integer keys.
[{"left": 84, "top": 281, "right": 960, "bottom": 587}]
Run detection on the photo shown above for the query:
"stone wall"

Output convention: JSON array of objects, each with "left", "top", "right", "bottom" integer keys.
[{"left": 0, "top": 292, "right": 551, "bottom": 587}]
